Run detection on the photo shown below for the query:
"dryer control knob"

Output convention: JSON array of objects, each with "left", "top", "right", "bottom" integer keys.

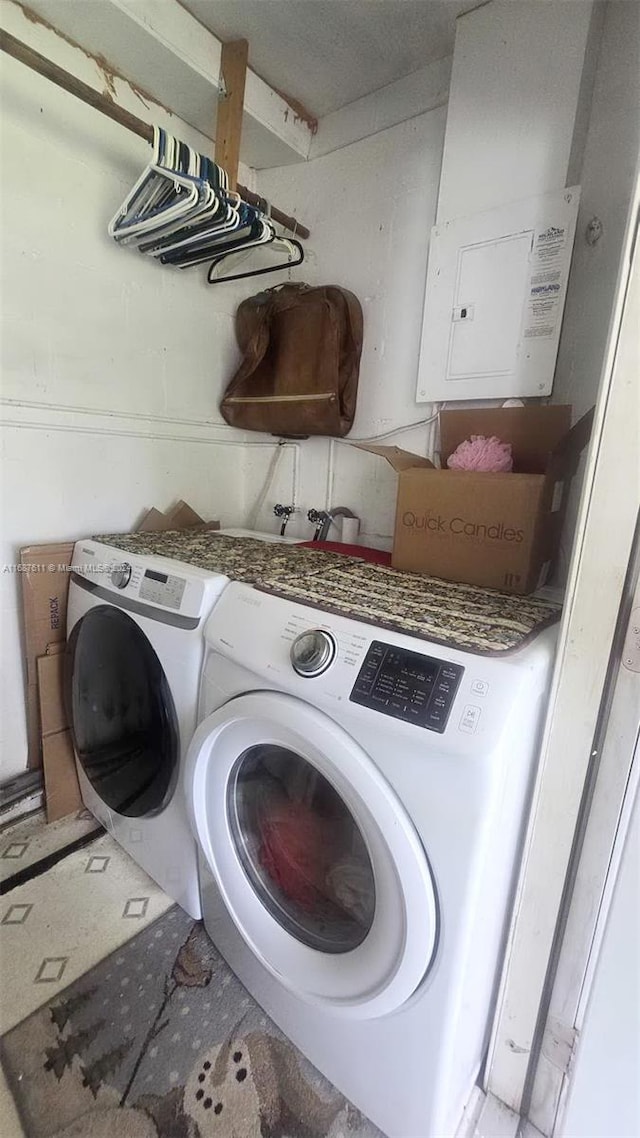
[
  {"left": 291, "top": 629, "right": 336, "bottom": 677},
  {"left": 111, "top": 562, "right": 132, "bottom": 589}
]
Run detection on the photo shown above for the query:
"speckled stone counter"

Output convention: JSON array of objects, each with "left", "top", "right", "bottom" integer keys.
[{"left": 94, "top": 530, "right": 561, "bottom": 655}]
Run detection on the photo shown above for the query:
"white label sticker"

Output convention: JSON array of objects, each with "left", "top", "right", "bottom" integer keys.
[{"left": 523, "top": 224, "right": 569, "bottom": 339}]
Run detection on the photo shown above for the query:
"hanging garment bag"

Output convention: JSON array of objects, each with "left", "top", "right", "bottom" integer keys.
[{"left": 220, "top": 283, "right": 363, "bottom": 437}]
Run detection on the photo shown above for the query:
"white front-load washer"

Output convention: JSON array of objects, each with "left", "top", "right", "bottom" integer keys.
[{"left": 184, "top": 581, "right": 558, "bottom": 1137}]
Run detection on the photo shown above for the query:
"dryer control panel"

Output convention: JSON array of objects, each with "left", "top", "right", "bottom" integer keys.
[
  {"left": 139, "top": 568, "right": 187, "bottom": 610},
  {"left": 350, "top": 641, "right": 464, "bottom": 733}
]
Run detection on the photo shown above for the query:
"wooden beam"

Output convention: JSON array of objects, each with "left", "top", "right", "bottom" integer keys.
[
  {"left": 0, "top": 28, "right": 153, "bottom": 144},
  {"left": 0, "top": 28, "right": 309, "bottom": 238},
  {"left": 214, "top": 39, "right": 248, "bottom": 192}
]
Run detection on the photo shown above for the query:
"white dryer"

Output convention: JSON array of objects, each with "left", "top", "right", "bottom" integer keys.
[
  {"left": 65, "top": 531, "right": 299, "bottom": 917},
  {"left": 65, "top": 538, "right": 234, "bottom": 918},
  {"left": 185, "top": 581, "right": 558, "bottom": 1138}
]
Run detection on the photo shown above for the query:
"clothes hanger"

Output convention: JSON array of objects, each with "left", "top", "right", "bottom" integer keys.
[
  {"left": 132, "top": 133, "right": 227, "bottom": 245},
  {"left": 109, "top": 129, "right": 176, "bottom": 234},
  {"left": 205, "top": 193, "right": 303, "bottom": 282},
  {"left": 112, "top": 129, "right": 244, "bottom": 253},
  {"left": 140, "top": 157, "right": 241, "bottom": 257},
  {"left": 141, "top": 136, "right": 261, "bottom": 261},
  {"left": 164, "top": 205, "right": 275, "bottom": 268},
  {"left": 112, "top": 169, "right": 205, "bottom": 244},
  {"left": 206, "top": 237, "right": 304, "bottom": 284},
  {"left": 137, "top": 178, "right": 232, "bottom": 254},
  {"left": 110, "top": 129, "right": 220, "bottom": 247},
  {"left": 109, "top": 156, "right": 207, "bottom": 244},
  {"left": 109, "top": 128, "right": 303, "bottom": 279}
]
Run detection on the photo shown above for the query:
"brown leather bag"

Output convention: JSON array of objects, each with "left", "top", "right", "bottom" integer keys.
[{"left": 220, "top": 283, "right": 363, "bottom": 437}]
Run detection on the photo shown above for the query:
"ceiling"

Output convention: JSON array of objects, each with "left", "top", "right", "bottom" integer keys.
[{"left": 181, "top": 0, "right": 481, "bottom": 118}]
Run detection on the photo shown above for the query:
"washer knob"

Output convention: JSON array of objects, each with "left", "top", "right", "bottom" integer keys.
[
  {"left": 110, "top": 562, "right": 132, "bottom": 589},
  {"left": 291, "top": 629, "right": 336, "bottom": 677}
]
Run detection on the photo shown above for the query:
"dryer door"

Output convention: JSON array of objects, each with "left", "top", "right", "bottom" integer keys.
[
  {"left": 186, "top": 691, "right": 438, "bottom": 1018},
  {"left": 66, "top": 605, "right": 179, "bottom": 818}
]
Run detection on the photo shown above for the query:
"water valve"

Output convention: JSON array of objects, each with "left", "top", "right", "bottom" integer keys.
[
  {"left": 273, "top": 504, "right": 296, "bottom": 536},
  {"left": 307, "top": 508, "right": 329, "bottom": 541}
]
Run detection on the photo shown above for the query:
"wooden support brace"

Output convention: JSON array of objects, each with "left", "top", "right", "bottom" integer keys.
[{"left": 214, "top": 39, "right": 249, "bottom": 192}]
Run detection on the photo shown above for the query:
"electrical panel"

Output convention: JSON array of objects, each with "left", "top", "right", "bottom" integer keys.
[{"left": 416, "top": 186, "right": 580, "bottom": 403}]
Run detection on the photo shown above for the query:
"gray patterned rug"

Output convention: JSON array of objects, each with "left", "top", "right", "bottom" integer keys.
[{"left": 1, "top": 906, "right": 382, "bottom": 1138}]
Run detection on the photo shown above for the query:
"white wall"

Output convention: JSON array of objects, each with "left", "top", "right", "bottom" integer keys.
[
  {"left": 436, "top": 0, "right": 594, "bottom": 221},
  {"left": 254, "top": 106, "right": 447, "bottom": 545},
  {"left": 0, "top": 11, "right": 258, "bottom": 780}
]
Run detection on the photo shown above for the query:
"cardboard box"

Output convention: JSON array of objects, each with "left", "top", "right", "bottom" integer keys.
[
  {"left": 42, "top": 731, "right": 82, "bottom": 823},
  {"left": 20, "top": 543, "right": 74, "bottom": 767},
  {"left": 361, "top": 406, "right": 593, "bottom": 594},
  {"left": 37, "top": 653, "right": 82, "bottom": 821},
  {"left": 37, "top": 652, "right": 69, "bottom": 738}
]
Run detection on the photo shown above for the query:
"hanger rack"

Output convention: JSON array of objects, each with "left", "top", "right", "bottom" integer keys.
[{"left": 0, "top": 28, "right": 310, "bottom": 240}]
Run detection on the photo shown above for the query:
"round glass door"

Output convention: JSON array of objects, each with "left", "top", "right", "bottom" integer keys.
[
  {"left": 186, "top": 692, "right": 438, "bottom": 1017},
  {"left": 66, "top": 606, "right": 179, "bottom": 818},
  {"left": 229, "top": 744, "right": 376, "bottom": 954}
]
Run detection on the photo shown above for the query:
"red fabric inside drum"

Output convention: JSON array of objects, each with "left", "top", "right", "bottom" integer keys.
[{"left": 259, "top": 799, "right": 330, "bottom": 910}]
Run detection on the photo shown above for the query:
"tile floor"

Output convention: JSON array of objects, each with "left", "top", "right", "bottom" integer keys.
[{"left": 0, "top": 811, "right": 174, "bottom": 1136}]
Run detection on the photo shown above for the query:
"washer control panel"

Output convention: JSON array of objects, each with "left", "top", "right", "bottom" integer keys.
[
  {"left": 350, "top": 640, "right": 464, "bottom": 733},
  {"left": 138, "top": 568, "right": 186, "bottom": 610}
]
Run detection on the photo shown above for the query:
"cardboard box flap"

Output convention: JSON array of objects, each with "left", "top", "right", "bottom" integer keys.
[
  {"left": 439, "top": 406, "right": 572, "bottom": 473},
  {"left": 42, "top": 729, "right": 82, "bottom": 822},
  {"left": 549, "top": 406, "right": 595, "bottom": 465},
  {"left": 137, "top": 507, "right": 173, "bottom": 532},
  {"left": 352, "top": 443, "right": 435, "bottom": 473},
  {"left": 37, "top": 653, "right": 68, "bottom": 738},
  {"left": 136, "top": 502, "right": 221, "bottom": 533},
  {"left": 165, "top": 500, "right": 207, "bottom": 529}
]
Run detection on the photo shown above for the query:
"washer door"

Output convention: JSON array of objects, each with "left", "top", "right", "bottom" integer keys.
[
  {"left": 186, "top": 691, "right": 438, "bottom": 1017},
  {"left": 66, "top": 606, "right": 179, "bottom": 818}
]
